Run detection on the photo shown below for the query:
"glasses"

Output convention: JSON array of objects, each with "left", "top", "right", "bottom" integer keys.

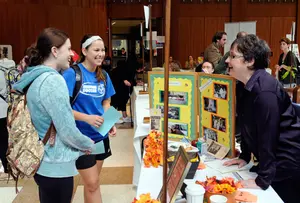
[{"left": 228, "top": 54, "right": 244, "bottom": 59}]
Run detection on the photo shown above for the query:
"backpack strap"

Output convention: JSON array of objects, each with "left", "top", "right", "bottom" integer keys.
[
  {"left": 70, "top": 64, "right": 82, "bottom": 105},
  {"left": 0, "top": 94, "right": 5, "bottom": 102},
  {"left": 70, "top": 65, "right": 108, "bottom": 105},
  {"left": 23, "top": 81, "right": 56, "bottom": 146},
  {"left": 42, "top": 123, "right": 56, "bottom": 146}
]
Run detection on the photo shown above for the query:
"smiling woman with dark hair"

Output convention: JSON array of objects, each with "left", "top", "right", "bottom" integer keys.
[
  {"left": 224, "top": 34, "right": 300, "bottom": 203},
  {"left": 63, "top": 34, "right": 116, "bottom": 203}
]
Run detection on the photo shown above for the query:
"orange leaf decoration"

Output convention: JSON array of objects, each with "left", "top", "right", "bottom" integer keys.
[
  {"left": 143, "top": 131, "right": 164, "bottom": 168},
  {"left": 132, "top": 193, "right": 161, "bottom": 203},
  {"left": 196, "top": 176, "right": 240, "bottom": 194}
]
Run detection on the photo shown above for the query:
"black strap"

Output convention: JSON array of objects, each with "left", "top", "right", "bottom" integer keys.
[
  {"left": 70, "top": 64, "right": 83, "bottom": 105},
  {"left": 0, "top": 94, "right": 5, "bottom": 102},
  {"left": 70, "top": 64, "right": 108, "bottom": 105}
]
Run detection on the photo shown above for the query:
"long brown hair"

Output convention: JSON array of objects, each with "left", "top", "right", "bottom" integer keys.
[
  {"left": 27, "top": 28, "right": 69, "bottom": 67},
  {"left": 78, "top": 34, "right": 106, "bottom": 83}
]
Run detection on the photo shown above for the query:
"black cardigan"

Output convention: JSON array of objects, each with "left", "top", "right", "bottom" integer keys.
[{"left": 278, "top": 51, "right": 297, "bottom": 84}]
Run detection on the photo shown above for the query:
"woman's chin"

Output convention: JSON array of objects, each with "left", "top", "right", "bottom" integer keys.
[{"left": 228, "top": 69, "right": 235, "bottom": 78}]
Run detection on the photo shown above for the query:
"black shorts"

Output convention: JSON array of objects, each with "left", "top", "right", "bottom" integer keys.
[{"left": 76, "top": 137, "right": 112, "bottom": 170}]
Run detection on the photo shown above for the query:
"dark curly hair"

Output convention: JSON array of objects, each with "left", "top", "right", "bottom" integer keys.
[
  {"left": 231, "top": 34, "right": 270, "bottom": 70},
  {"left": 212, "top": 31, "right": 227, "bottom": 43}
]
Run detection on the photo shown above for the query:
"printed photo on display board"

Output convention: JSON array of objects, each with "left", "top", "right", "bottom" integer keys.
[
  {"left": 213, "top": 83, "right": 228, "bottom": 100},
  {"left": 157, "top": 105, "right": 180, "bottom": 120},
  {"left": 168, "top": 122, "right": 188, "bottom": 136},
  {"left": 211, "top": 115, "right": 226, "bottom": 133},
  {"left": 159, "top": 91, "right": 188, "bottom": 105},
  {"left": 203, "top": 127, "right": 218, "bottom": 141},
  {"left": 149, "top": 72, "right": 197, "bottom": 140},
  {"left": 198, "top": 73, "right": 236, "bottom": 157},
  {"left": 203, "top": 97, "right": 217, "bottom": 113}
]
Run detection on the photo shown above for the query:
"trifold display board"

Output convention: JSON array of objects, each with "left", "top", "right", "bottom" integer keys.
[
  {"left": 149, "top": 72, "right": 236, "bottom": 157},
  {"left": 149, "top": 72, "right": 197, "bottom": 141}
]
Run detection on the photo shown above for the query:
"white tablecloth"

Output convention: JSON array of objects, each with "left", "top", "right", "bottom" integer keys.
[
  {"left": 137, "top": 164, "right": 283, "bottom": 203},
  {"left": 132, "top": 86, "right": 151, "bottom": 186}
]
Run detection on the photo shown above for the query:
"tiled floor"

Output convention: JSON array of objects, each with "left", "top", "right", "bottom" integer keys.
[
  {"left": 73, "top": 185, "right": 136, "bottom": 203},
  {"left": 0, "top": 118, "right": 136, "bottom": 203}
]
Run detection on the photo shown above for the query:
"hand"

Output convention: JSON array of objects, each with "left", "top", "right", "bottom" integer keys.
[
  {"left": 109, "top": 126, "right": 117, "bottom": 137},
  {"left": 275, "top": 64, "right": 281, "bottom": 71},
  {"left": 202, "top": 68, "right": 209, "bottom": 74},
  {"left": 85, "top": 115, "right": 104, "bottom": 128},
  {"left": 240, "top": 179, "right": 260, "bottom": 189},
  {"left": 84, "top": 149, "right": 92, "bottom": 155},
  {"left": 223, "top": 158, "right": 247, "bottom": 168},
  {"left": 281, "top": 65, "right": 289, "bottom": 71},
  {"left": 124, "top": 80, "right": 131, "bottom": 87}
]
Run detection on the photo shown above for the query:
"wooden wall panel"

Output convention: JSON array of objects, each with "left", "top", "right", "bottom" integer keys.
[
  {"left": 245, "top": 17, "right": 271, "bottom": 43},
  {"left": 0, "top": 0, "right": 107, "bottom": 62},
  {"left": 204, "top": 17, "right": 230, "bottom": 52},
  {"left": 108, "top": 3, "right": 162, "bottom": 19},
  {"left": 177, "top": 17, "right": 205, "bottom": 67},
  {"left": 170, "top": 0, "right": 230, "bottom": 66}
]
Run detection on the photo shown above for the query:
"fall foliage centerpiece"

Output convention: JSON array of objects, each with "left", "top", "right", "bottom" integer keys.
[
  {"left": 143, "top": 131, "right": 163, "bottom": 168},
  {"left": 132, "top": 193, "right": 161, "bottom": 203},
  {"left": 196, "top": 176, "right": 242, "bottom": 203}
]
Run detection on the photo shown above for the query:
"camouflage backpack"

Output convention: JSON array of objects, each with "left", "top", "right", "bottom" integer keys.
[
  {"left": 6, "top": 87, "right": 56, "bottom": 193},
  {"left": 0, "top": 67, "right": 21, "bottom": 105}
]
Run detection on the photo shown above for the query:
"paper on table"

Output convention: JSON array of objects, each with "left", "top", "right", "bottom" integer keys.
[
  {"left": 96, "top": 107, "right": 122, "bottom": 136},
  {"left": 79, "top": 141, "right": 105, "bottom": 156},
  {"left": 206, "top": 159, "right": 253, "bottom": 174}
]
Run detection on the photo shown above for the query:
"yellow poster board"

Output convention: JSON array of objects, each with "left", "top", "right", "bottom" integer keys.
[
  {"left": 149, "top": 72, "right": 197, "bottom": 140},
  {"left": 198, "top": 73, "right": 236, "bottom": 157}
]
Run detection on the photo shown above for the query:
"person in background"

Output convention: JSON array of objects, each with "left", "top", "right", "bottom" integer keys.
[
  {"left": 0, "top": 47, "right": 15, "bottom": 69},
  {"left": 102, "top": 46, "right": 112, "bottom": 76},
  {"left": 195, "top": 61, "right": 214, "bottom": 74},
  {"left": 204, "top": 31, "right": 227, "bottom": 68},
  {"left": 13, "top": 27, "right": 94, "bottom": 203},
  {"left": 70, "top": 50, "right": 79, "bottom": 65},
  {"left": 0, "top": 66, "right": 9, "bottom": 179},
  {"left": 215, "top": 31, "right": 247, "bottom": 74},
  {"left": 224, "top": 34, "right": 300, "bottom": 203},
  {"left": 163, "top": 56, "right": 181, "bottom": 72},
  {"left": 121, "top": 47, "right": 126, "bottom": 56},
  {"left": 111, "top": 60, "right": 131, "bottom": 123},
  {"left": 196, "top": 56, "right": 204, "bottom": 66},
  {"left": 114, "top": 51, "right": 141, "bottom": 123},
  {"left": 163, "top": 56, "right": 173, "bottom": 70},
  {"left": 63, "top": 34, "right": 116, "bottom": 203},
  {"left": 184, "top": 55, "right": 197, "bottom": 70},
  {"left": 16, "top": 45, "right": 36, "bottom": 74},
  {"left": 275, "top": 37, "right": 298, "bottom": 87}
]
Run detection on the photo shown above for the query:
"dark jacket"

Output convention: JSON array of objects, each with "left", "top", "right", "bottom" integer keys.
[
  {"left": 204, "top": 42, "right": 222, "bottom": 68},
  {"left": 215, "top": 51, "right": 229, "bottom": 74},
  {"left": 278, "top": 51, "right": 298, "bottom": 84},
  {"left": 237, "top": 69, "right": 300, "bottom": 190}
]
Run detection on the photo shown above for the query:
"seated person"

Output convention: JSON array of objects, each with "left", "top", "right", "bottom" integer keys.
[
  {"left": 195, "top": 61, "right": 214, "bottom": 74},
  {"left": 184, "top": 56, "right": 197, "bottom": 70},
  {"left": 163, "top": 56, "right": 181, "bottom": 72}
]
